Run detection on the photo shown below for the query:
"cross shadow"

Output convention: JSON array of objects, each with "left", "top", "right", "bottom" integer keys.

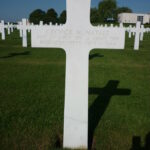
[
  {"left": 0, "top": 51, "right": 30, "bottom": 59},
  {"left": 89, "top": 53, "right": 104, "bottom": 60},
  {"left": 88, "top": 80, "right": 131, "bottom": 149},
  {"left": 130, "top": 132, "right": 150, "bottom": 150}
]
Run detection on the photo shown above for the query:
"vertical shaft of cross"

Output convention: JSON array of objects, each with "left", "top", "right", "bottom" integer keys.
[
  {"left": 140, "top": 25, "right": 144, "bottom": 41},
  {"left": 39, "top": 21, "right": 43, "bottom": 26},
  {"left": 22, "top": 19, "right": 27, "bottom": 47},
  {"left": 1, "top": 20, "right": 5, "bottom": 40},
  {"left": 63, "top": 47, "right": 89, "bottom": 149},
  {"left": 129, "top": 25, "right": 132, "bottom": 38},
  {"left": 66, "top": 0, "right": 91, "bottom": 28},
  {"left": 18, "top": 22, "right": 23, "bottom": 38},
  {"left": 11, "top": 24, "right": 13, "bottom": 32},
  {"left": 134, "top": 21, "right": 141, "bottom": 50},
  {"left": 7, "top": 22, "right": 10, "bottom": 35}
]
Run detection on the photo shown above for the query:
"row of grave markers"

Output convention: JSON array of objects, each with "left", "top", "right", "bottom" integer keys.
[
  {"left": 0, "top": 21, "right": 16, "bottom": 40},
  {"left": 1, "top": 19, "right": 150, "bottom": 50}
]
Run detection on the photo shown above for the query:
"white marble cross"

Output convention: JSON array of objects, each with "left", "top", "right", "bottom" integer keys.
[
  {"left": 0, "top": 20, "right": 5, "bottom": 40},
  {"left": 39, "top": 21, "right": 44, "bottom": 26},
  {"left": 7, "top": 22, "right": 10, "bottom": 35},
  {"left": 10, "top": 23, "right": 14, "bottom": 32},
  {"left": 22, "top": 19, "right": 28, "bottom": 47},
  {"left": 120, "top": 23, "right": 123, "bottom": 28},
  {"left": 31, "top": 0, "right": 125, "bottom": 149},
  {"left": 146, "top": 28, "right": 150, "bottom": 33},
  {"left": 17, "top": 19, "right": 28, "bottom": 47},
  {"left": 134, "top": 22, "right": 141, "bottom": 50},
  {"left": 140, "top": 25, "right": 144, "bottom": 41},
  {"left": 17, "top": 21, "right": 23, "bottom": 37},
  {"left": 128, "top": 25, "right": 132, "bottom": 38},
  {"left": 126, "top": 22, "right": 145, "bottom": 50}
]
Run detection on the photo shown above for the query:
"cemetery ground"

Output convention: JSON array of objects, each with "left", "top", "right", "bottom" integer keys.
[{"left": 0, "top": 30, "right": 150, "bottom": 150}]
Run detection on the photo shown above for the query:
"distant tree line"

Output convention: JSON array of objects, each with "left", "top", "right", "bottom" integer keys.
[
  {"left": 29, "top": 9, "right": 66, "bottom": 24},
  {"left": 29, "top": 0, "right": 132, "bottom": 24}
]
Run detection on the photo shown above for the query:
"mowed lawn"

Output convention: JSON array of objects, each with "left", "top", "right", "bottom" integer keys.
[{"left": 0, "top": 30, "right": 150, "bottom": 150}]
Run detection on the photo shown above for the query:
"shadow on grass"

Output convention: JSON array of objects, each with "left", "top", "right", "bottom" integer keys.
[
  {"left": 89, "top": 53, "right": 104, "bottom": 60},
  {"left": 88, "top": 80, "right": 131, "bottom": 149},
  {"left": 130, "top": 132, "right": 150, "bottom": 150},
  {"left": 0, "top": 51, "right": 30, "bottom": 59}
]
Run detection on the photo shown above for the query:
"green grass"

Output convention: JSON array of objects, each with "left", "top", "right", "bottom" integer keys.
[{"left": 0, "top": 30, "right": 150, "bottom": 150}]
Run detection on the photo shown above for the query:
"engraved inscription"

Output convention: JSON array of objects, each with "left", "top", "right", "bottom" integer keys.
[{"left": 31, "top": 27, "right": 125, "bottom": 49}]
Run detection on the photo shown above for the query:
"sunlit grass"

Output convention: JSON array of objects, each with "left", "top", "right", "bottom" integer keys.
[{"left": 0, "top": 30, "right": 150, "bottom": 150}]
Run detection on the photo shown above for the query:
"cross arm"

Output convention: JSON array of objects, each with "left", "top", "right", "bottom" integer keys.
[{"left": 31, "top": 26, "right": 125, "bottom": 50}]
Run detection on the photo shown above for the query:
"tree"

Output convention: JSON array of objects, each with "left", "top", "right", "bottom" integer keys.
[
  {"left": 29, "top": 9, "right": 45, "bottom": 24},
  {"left": 59, "top": 10, "right": 66, "bottom": 24},
  {"left": 98, "top": 0, "right": 117, "bottom": 22},
  {"left": 90, "top": 8, "right": 99, "bottom": 24},
  {"left": 116, "top": 7, "right": 132, "bottom": 14},
  {"left": 44, "top": 8, "right": 58, "bottom": 24}
]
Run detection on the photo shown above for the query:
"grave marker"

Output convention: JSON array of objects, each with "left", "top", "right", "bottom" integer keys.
[
  {"left": 17, "top": 21, "right": 23, "bottom": 37},
  {"left": 0, "top": 20, "right": 5, "bottom": 40},
  {"left": 120, "top": 23, "right": 123, "bottom": 28},
  {"left": 128, "top": 25, "right": 132, "bottom": 38},
  {"left": 110, "top": 24, "right": 113, "bottom": 27},
  {"left": 7, "top": 22, "right": 10, "bottom": 35},
  {"left": 22, "top": 19, "right": 27, "bottom": 47},
  {"left": 134, "top": 22, "right": 141, "bottom": 50},
  {"left": 17, "top": 19, "right": 28, "bottom": 47},
  {"left": 31, "top": 0, "right": 125, "bottom": 148},
  {"left": 140, "top": 25, "right": 144, "bottom": 41},
  {"left": 10, "top": 23, "right": 14, "bottom": 32},
  {"left": 39, "top": 21, "right": 43, "bottom": 26}
]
